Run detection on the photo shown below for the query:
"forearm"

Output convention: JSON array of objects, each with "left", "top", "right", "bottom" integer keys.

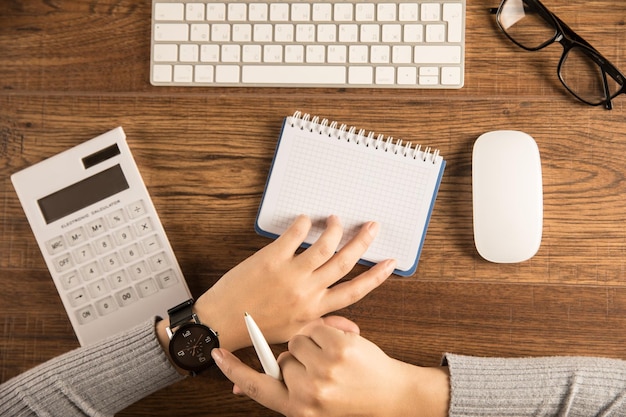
[
  {"left": 0, "top": 318, "right": 183, "bottom": 417},
  {"left": 444, "top": 353, "right": 626, "bottom": 416}
]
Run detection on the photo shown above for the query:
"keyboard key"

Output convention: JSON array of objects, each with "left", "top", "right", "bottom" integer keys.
[
  {"left": 95, "top": 296, "right": 118, "bottom": 316},
  {"left": 108, "top": 270, "right": 130, "bottom": 289},
  {"left": 154, "top": 3, "right": 184, "bottom": 21},
  {"left": 129, "top": 260, "right": 150, "bottom": 281},
  {"left": 242, "top": 65, "right": 346, "bottom": 84},
  {"left": 73, "top": 244, "right": 95, "bottom": 264},
  {"left": 94, "top": 235, "right": 114, "bottom": 254},
  {"left": 134, "top": 217, "right": 154, "bottom": 237},
  {"left": 149, "top": 252, "right": 170, "bottom": 272},
  {"left": 45, "top": 235, "right": 67, "bottom": 255},
  {"left": 156, "top": 269, "right": 179, "bottom": 289},
  {"left": 115, "top": 287, "right": 139, "bottom": 307},
  {"left": 68, "top": 287, "right": 89, "bottom": 307},
  {"left": 136, "top": 278, "right": 159, "bottom": 298},
  {"left": 154, "top": 23, "right": 189, "bottom": 41},
  {"left": 414, "top": 45, "right": 461, "bottom": 64},
  {"left": 348, "top": 66, "right": 374, "bottom": 84},
  {"left": 127, "top": 200, "right": 147, "bottom": 219},
  {"left": 53, "top": 253, "right": 74, "bottom": 273},
  {"left": 174, "top": 65, "right": 193, "bottom": 82},
  {"left": 443, "top": 2, "right": 463, "bottom": 42},
  {"left": 186, "top": 3, "right": 205, "bottom": 21},
  {"left": 442, "top": 66, "right": 462, "bottom": 85},
  {"left": 152, "top": 65, "right": 172, "bottom": 82},
  {"left": 121, "top": 243, "right": 142, "bottom": 263},
  {"left": 195, "top": 65, "right": 214, "bottom": 82},
  {"left": 60, "top": 271, "right": 81, "bottom": 290},
  {"left": 421, "top": 3, "right": 441, "bottom": 21},
  {"left": 215, "top": 65, "right": 240, "bottom": 82},
  {"left": 81, "top": 261, "right": 102, "bottom": 281},
  {"left": 76, "top": 305, "right": 97, "bottom": 325},
  {"left": 106, "top": 209, "right": 127, "bottom": 229},
  {"left": 66, "top": 226, "right": 87, "bottom": 247},
  {"left": 88, "top": 279, "right": 109, "bottom": 299}
]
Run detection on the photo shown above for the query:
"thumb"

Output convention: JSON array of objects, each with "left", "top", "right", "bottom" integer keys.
[{"left": 211, "top": 348, "right": 288, "bottom": 412}]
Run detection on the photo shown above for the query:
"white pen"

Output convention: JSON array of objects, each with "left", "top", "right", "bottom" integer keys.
[{"left": 244, "top": 312, "right": 282, "bottom": 380}]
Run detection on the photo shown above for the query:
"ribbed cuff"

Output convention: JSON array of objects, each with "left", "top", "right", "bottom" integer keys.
[
  {"left": 443, "top": 353, "right": 626, "bottom": 416},
  {"left": 2, "top": 318, "right": 184, "bottom": 416}
]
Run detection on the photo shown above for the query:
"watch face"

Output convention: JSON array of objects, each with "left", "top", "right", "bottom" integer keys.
[{"left": 169, "top": 323, "right": 219, "bottom": 371}]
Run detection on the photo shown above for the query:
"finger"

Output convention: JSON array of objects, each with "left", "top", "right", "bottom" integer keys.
[
  {"left": 287, "top": 333, "right": 324, "bottom": 366},
  {"left": 316, "top": 221, "right": 380, "bottom": 286},
  {"left": 297, "top": 315, "right": 360, "bottom": 336},
  {"left": 321, "top": 315, "right": 360, "bottom": 334},
  {"left": 269, "top": 214, "right": 312, "bottom": 256},
  {"left": 211, "top": 348, "right": 289, "bottom": 413},
  {"left": 320, "top": 258, "right": 396, "bottom": 313},
  {"left": 296, "top": 215, "right": 344, "bottom": 270}
]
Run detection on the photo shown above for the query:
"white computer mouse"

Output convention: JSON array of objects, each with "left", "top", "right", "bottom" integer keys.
[{"left": 472, "top": 130, "right": 543, "bottom": 263}]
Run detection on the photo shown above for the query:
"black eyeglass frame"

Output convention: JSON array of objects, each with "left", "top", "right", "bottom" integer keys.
[{"left": 491, "top": 0, "right": 626, "bottom": 110}]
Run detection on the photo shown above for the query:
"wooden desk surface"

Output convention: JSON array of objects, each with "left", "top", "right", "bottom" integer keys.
[{"left": 2, "top": 1, "right": 626, "bottom": 415}]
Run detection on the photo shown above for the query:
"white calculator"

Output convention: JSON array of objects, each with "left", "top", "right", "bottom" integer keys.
[{"left": 11, "top": 127, "right": 192, "bottom": 346}]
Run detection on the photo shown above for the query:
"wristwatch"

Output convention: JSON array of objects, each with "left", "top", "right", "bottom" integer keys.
[{"left": 166, "top": 298, "right": 219, "bottom": 375}]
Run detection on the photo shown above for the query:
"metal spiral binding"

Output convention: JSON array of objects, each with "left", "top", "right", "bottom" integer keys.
[{"left": 289, "top": 110, "right": 440, "bottom": 163}]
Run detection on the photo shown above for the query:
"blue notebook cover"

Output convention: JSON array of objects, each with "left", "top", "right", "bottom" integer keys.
[{"left": 255, "top": 112, "right": 445, "bottom": 277}]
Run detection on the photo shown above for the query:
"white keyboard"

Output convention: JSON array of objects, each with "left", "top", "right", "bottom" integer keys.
[{"left": 150, "top": 0, "right": 465, "bottom": 88}]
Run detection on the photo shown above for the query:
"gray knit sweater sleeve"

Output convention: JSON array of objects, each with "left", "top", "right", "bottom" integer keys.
[
  {"left": 444, "top": 353, "right": 626, "bottom": 416},
  {"left": 0, "top": 318, "right": 184, "bottom": 417}
]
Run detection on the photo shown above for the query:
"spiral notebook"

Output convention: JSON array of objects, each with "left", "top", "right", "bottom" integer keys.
[{"left": 255, "top": 111, "right": 446, "bottom": 276}]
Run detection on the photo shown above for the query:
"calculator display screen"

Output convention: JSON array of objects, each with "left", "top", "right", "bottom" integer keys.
[{"left": 38, "top": 164, "right": 129, "bottom": 224}]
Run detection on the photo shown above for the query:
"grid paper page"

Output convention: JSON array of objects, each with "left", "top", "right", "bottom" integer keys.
[{"left": 256, "top": 116, "right": 445, "bottom": 276}]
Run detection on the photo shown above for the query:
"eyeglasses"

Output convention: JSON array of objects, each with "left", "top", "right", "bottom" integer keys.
[{"left": 490, "top": 0, "right": 626, "bottom": 110}]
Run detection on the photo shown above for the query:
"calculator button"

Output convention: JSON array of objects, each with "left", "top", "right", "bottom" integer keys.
[
  {"left": 60, "top": 271, "right": 81, "bottom": 290},
  {"left": 76, "top": 305, "right": 97, "bottom": 325},
  {"left": 149, "top": 252, "right": 170, "bottom": 272},
  {"left": 45, "top": 236, "right": 67, "bottom": 256},
  {"left": 136, "top": 278, "right": 159, "bottom": 298},
  {"left": 156, "top": 269, "right": 179, "bottom": 289},
  {"left": 106, "top": 209, "right": 126, "bottom": 229},
  {"left": 68, "top": 287, "right": 90, "bottom": 307},
  {"left": 66, "top": 227, "right": 87, "bottom": 246},
  {"left": 94, "top": 235, "right": 115, "bottom": 254},
  {"left": 133, "top": 217, "right": 154, "bottom": 237},
  {"left": 129, "top": 260, "right": 150, "bottom": 281},
  {"left": 115, "top": 287, "right": 139, "bottom": 307},
  {"left": 73, "top": 244, "right": 95, "bottom": 264},
  {"left": 120, "top": 243, "right": 142, "bottom": 263},
  {"left": 101, "top": 252, "right": 123, "bottom": 272},
  {"left": 53, "top": 253, "right": 74, "bottom": 273},
  {"left": 80, "top": 261, "right": 102, "bottom": 281},
  {"left": 86, "top": 218, "right": 107, "bottom": 238},
  {"left": 113, "top": 226, "right": 134, "bottom": 246},
  {"left": 95, "top": 296, "right": 118, "bottom": 316},
  {"left": 88, "top": 279, "right": 109, "bottom": 298},
  {"left": 141, "top": 235, "right": 162, "bottom": 253},
  {"left": 108, "top": 270, "right": 130, "bottom": 289},
  {"left": 127, "top": 200, "right": 147, "bottom": 219}
]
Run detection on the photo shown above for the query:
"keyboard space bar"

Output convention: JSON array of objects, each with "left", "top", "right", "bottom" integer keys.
[{"left": 241, "top": 65, "right": 346, "bottom": 84}]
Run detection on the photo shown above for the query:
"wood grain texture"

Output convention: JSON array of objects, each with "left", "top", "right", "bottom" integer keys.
[{"left": 1, "top": 0, "right": 626, "bottom": 415}]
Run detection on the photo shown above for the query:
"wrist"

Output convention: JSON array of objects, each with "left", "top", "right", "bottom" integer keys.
[{"left": 391, "top": 362, "right": 450, "bottom": 417}]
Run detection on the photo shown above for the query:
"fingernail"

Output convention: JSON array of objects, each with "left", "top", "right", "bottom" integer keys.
[
  {"left": 211, "top": 348, "right": 223, "bottom": 365},
  {"left": 367, "top": 221, "right": 380, "bottom": 238},
  {"left": 233, "top": 384, "right": 244, "bottom": 395}
]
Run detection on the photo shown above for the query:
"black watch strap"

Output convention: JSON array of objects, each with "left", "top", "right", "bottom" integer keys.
[{"left": 168, "top": 298, "right": 197, "bottom": 330}]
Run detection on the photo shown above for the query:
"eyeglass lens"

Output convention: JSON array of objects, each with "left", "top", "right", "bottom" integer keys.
[
  {"left": 498, "top": 0, "right": 556, "bottom": 50},
  {"left": 497, "top": 0, "right": 623, "bottom": 106}
]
